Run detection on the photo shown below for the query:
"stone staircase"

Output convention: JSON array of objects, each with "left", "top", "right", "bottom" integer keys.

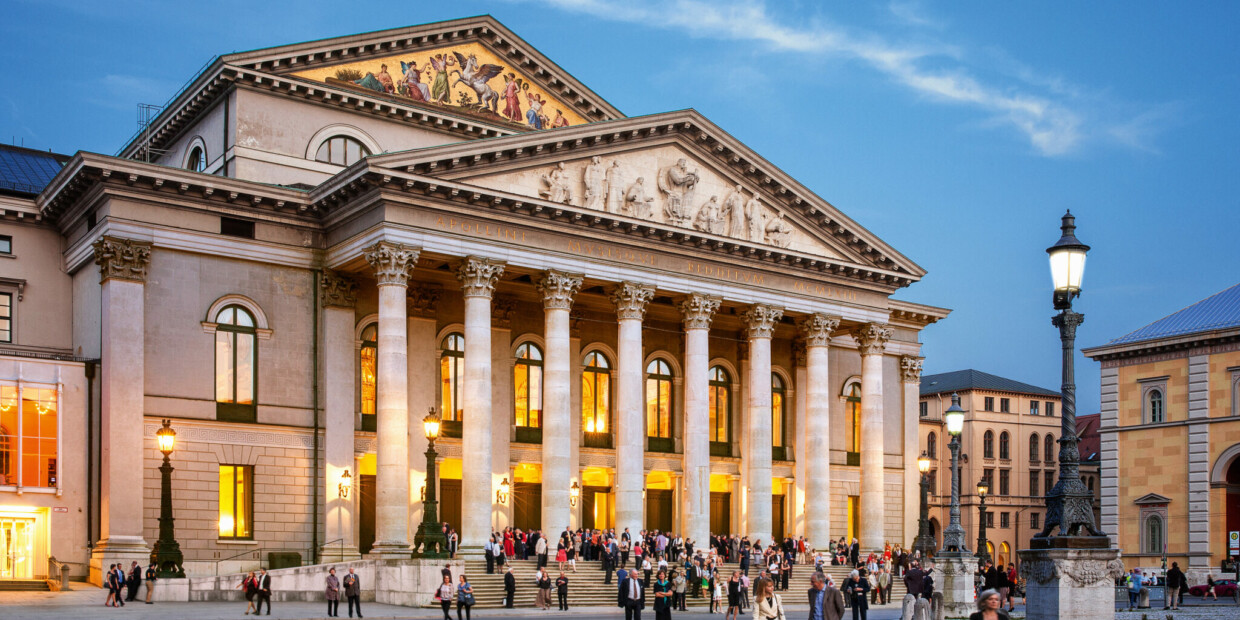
[
  {"left": 0, "top": 579, "right": 51, "bottom": 591},
  {"left": 442, "top": 558, "right": 906, "bottom": 609}
]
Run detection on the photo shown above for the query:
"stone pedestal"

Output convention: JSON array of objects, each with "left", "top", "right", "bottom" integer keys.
[
  {"left": 1018, "top": 546, "right": 1123, "bottom": 620},
  {"left": 932, "top": 552, "right": 976, "bottom": 619}
]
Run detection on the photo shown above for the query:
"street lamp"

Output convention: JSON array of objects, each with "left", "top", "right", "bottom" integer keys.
[
  {"left": 497, "top": 477, "right": 510, "bottom": 504},
  {"left": 1035, "top": 210, "right": 1106, "bottom": 544},
  {"left": 976, "top": 478, "right": 991, "bottom": 566},
  {"left": 940, "top": 393, "right": 969, "bottom": 553},
  {"left": 151, "top": 419, "right": 185, "bottom": 578},
  {"left": 913, "top": 451, "right": 936, "bottom": 558},
  {"left": 570, "top": 481, "right": 581, "bottom": 508},
  {"left": 412, "top": 408, "right": 449, "bottom": 558}
]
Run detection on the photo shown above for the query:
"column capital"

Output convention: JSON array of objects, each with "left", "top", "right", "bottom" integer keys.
[
  {"left": 741, "top": 304, "right": 784, "bottom": 339},
  {"left": 456, "top": 256, "right": 506, "bottom": 298},
  {"left": 900, "top": 356, "right": 924, "bottom": 384},
  {"left": 610, "top": 282, "right": 656, "bottom": 321},
  {"left": 853, "top": 322, "right": 893, "bottom": 356},
  {"left": 321, "top": 270, "right": 358, "bottom": 308},
  {"left": 796, "top": 313, "right": 841, "bottom": 347},
  {"left": 407, "top": 284, "right": 442, "bottom": 319},
  {"left": 538, "top": 270, "right": 584, "bottom": 311},
  {"left": 679, "top": 293, "right": 721, "bottom": 330},
  {"left": 364, "top": 242, "right": 420, "bottom": 287},
  {"left": 93, "top": 236, "right": 152, "bottom": 284}
]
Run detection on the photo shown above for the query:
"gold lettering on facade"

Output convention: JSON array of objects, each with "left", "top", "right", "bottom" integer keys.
[
  {"left": 436, "top": 216, "right": 526, "bottom": 243},
  {"left": 566, "top": 240, "right": 657, "bottom": 266},
  {"left": 792, "top": 281, "right": 858, "bottom": 301}
]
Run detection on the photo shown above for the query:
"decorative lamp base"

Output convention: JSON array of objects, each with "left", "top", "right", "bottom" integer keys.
[
  {"left": 931, "top": 551, "right": 977, "bottom": 619},
  {"left": 1018, "top": 547, "right": 1123, "bottom": 620}
]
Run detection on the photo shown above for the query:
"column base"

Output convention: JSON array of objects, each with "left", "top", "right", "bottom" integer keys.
[
  {"left": 366, "top": 542, "right": 411, "bottom": 560},
  {"left": 89, "top": 536, "right": 151, "bottom": 586},
  {"left": 1017, "top": 546, "right": 1123, "bottom": 620},
  {"left": 320, "top": 544, "right": 362, "bottom": 564},
  {"left": 931, "top": 551, "right": 977, "bottom": 619}
]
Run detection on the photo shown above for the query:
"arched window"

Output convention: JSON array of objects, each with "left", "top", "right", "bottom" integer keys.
[
  {"left": 772, "top": 374, "right": 787, "bottom": 454},
  {"left": 983, "top": 430, "right": 995, "bottom": 459},
  {"left": 999, "top": 431, "right": 1010, "bottom": 460},
  {"left": 927, "top": 432, "right": 937, "bottom": 459},
  {"left": 582, "top": 351, "right": 611, "bottom": 435},
  {"left": 315, "top": 135, "right": 371, "bottom": 166},
  {"left": 1143, "top": 514, "right": 1164, "bottom": 554},
  {"left": 514, "top": 343, "right": 543, "bottom": 429},
  {"left": 359, "top": 324, "right": 377, "bottom": 429},
  {"left": 440, "top": 333, "right": 464, "bottom": 423},
  {"left": 1045, "top": 434, "right": 1056, "bottom": 463},
  {"left": 187, "top": 145, "right": 207, "bottom": 173},
  {"left": 846, "top": 383, "right": 861, "bottom": 456},
  {"left": 215, "top": 305, "right": 257, "bottom": 422},
  {"left": 646, "top": 359, "right": 674, "bottom": 449},
  {"left": 1148, "top": 389, "right": 1164, "bottom": 423},
  {"left": 1029, "top": 434, "right": 1040, "bottom": 463},
  {"left": 708, "top": 366, "right": 731, "bottom": 449}
]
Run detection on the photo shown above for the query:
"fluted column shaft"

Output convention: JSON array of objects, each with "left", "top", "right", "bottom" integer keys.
[
  {"left": 539, "top": 271, "right": 583, "bottom": 536},
  {"left": 458, "top": 257, "right": 505, "bottom": 551},
  {"left": 365, "top": 243, "right": 419, "bottom": 556},
  {"left": 743, "top": 304, "right": 783, "bottom": 545},
  {"left": 798, "top": 314, "right": 839, "bottom": 550},
  {"left": 611, "top": 283, "right": 654, "bottom": 535},
  {"left": 681, "top": 294, "right": 721, "bottom": 548},
  {"left": 855, "top": 323, "right": 892, "bottom": 551}
]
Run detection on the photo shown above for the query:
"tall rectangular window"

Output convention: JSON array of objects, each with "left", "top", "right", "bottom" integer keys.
[
  {"left": 0, "top": 235, "right": 11, "bottom": 254},
  {"left": 0, "top": 385, "right": 58, "bottom": 488},
  {"left": 1030, "top": 401, "right": 1040, "bottom": 415},
  {"left": 218, "top": 464, "right": 253, "bottom": 539},
  {"left": 985, "top": 512, "right": 994, "bottom": 528},
  {"left": 1046, "top": 402, "right": 1055, "bottom": 416},
  {"left": 1000, "top": 512, "right": 1010, "bottom": 528},
  {"left": 1031, "top": 513, "right": 1040, "bottom": 529},
  {"left": 919, "top": 401, "right": 928, "bottom": 417},
  {"left": 984, "top": 397, "right": 994, "bottom": 411},
  {"left": 928, "top": 469, "right": 937, "bottom": 496},
  {"left": 0, "top": 293, "right": 10, "bottom": 343},
  {"left": 983, "top": 468, "right": 994, "bottom": 491},
  {"left": 999, "top": 469, "right": 1010, "bottom": 496},
  {"left": 1000, "top": 398, "right": 1010, "bottom": 413},
  {"left": 1045, "top": 471, "right": 1054, "bottom": 496},
  {"left": 1030, "top": 471, "right": 1039, "bottom": 497}
]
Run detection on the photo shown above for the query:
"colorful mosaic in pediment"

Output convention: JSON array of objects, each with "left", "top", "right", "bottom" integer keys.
[{"left": 291, "top": 42, "right": 588, "bottom": 130}]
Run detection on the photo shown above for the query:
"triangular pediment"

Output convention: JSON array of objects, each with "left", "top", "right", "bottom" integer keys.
[{"left": 1133, "top": 493, "right": 1172, "bottom": 505}]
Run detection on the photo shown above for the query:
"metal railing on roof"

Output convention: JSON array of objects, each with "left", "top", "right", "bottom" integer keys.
[{"left": 115, "top": 55, "right": 221, "bottom": 158}]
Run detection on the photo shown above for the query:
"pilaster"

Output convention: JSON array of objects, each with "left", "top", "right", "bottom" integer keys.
[
  {"left": 538, "top": 270, "right": 583, "bottom": 537},
  {"left": 321, "top": 270, "right": 360, "bottom": 562},
  {"left": 900, "top": 355, "right": 923, "bottom": 554}
]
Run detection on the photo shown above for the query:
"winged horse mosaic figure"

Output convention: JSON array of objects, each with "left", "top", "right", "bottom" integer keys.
[{"left": 451, "top": 52, "right": 503, "bottom": 112}]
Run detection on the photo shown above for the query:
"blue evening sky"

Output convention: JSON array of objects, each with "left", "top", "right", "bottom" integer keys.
[{"left": 4, "top": 1, "right": 1238, "bottom": 414}]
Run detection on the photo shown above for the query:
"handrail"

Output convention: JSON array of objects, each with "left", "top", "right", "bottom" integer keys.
[
  {"left": 214, "top": 547, "right": 263, "bottom": 577},
  {"left": 47, "top": 556, "right": 68, "bottom": 591}
]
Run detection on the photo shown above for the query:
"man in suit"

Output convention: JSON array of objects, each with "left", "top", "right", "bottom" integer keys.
[
  {"left": 602, "top": 542, "right": 614, "bottom": 583},
  {"left": 846, "top": 570, "right": 869, "bottom": 620},
  {"left": 503, "top": 566, "right": 516, "bottom": 608},
  {"left": 620, "top": 529, "right": 631, "bottom": 568},
  {"left": 875, "top": 567, "right": 891, "bottom": 605},
  {"left": 902, "top": 562, "right": 924, "bottom": 599},
  {"left": 255, "top": 568, "right": 272, "bottom": 615},
  {"left": 124, "top": 561, "right": 141, "bottom": 601},
  {"left": 619, "top": 568, "right": 645, "bottom": 620},
  {"left": 616, "top": 566, "right": 629, "bottom": 605},
  {"left": 485, "top": 536, "right": 496, "bottom": 574},
  {"left": 848, "top": 539, "right": 860, "bottom": 567},
  {"left": 808, "top": 572, "right": 846, "bottom": 620},
  {"left": 343, "top": 567, "right": 363, "bottom": 618},
  {"left": 536, "top": 533, "right": 549, "bottom": 569}
]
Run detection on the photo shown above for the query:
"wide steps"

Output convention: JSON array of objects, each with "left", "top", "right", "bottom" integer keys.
[{"left": 0, "top": 580, "right": 51, "bottom": 591}]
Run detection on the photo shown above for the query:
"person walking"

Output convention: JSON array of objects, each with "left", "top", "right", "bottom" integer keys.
[
  {"left": 620, "top": 565, "right": 646, "bottom": 620},
  {"left": 969, "top": 589, "right": 1010, "bottom": 620},
  {"left": 741, "top": 572, "right": 751, "bottom": 610},
  {"left": 435, "top": 574, "right": 454, "bottom": 620},
  {"left": 144, "top": 561, "right": 157, "bottom": 604},
  {"left": 1165, "top": 562, "right": 1186, "bottom": 611},
  {"left": 653, "top": 569, "right": 673, "bottom": 620},
  {"left": 808, "top": 572, "right": 846, "bottom": 620},
  {"left": 726, "top": 570, "right": 742, "bottom": 620},
  {"left": 753, "top": 577, "right": 785, "bottom": 620},
  {"left": 556, "top": 571, "right": 570, "bottom": 611},
  {"left": 255, "top": 568, "right": 273, "bottom": 616},
  {"left": 325, "top": 567, "right": 341, "bottom": 617},
  {"left": 238, "top": 570, "right": 258, "bottom": 615},
  {"left": 503, "top": 566, "right": 516, "bottom": 608},
  {"left": 343, "top": 567, "right": 363, "bottom": 618},
  {"left": 456, "top": 574, "right": 474, "bottom": 620},
  {"left": 846, "top": 570, "right": 869, "bottom": 620},
  {"left": 104, "top": 564, "right": 118, "bottom": 607}
]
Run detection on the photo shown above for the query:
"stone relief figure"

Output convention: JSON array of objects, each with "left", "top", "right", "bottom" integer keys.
[
  {"left": 604, "top": 161, "right": 625, "bottom": 214},
  {"left": 692, "top": 196, "right": 725, "bottom": 235},
  {"left": 764, "top": 210, "right": 793, "bottom": 248},
  {"left": 539, "top": 162, "right": 572, "bottom": 204},
  {"left": 657, "top": 158, "right": 700, "bottom": 227},
  {"left": 582, "top": 155, "right": 606, "bottom": 210},
  {"left": 624, "top": 177, "right": 655, "bottom": 219},
  {"left": 744, "top": 193, "right": 766, "bottom": 241},
  {"left": 721, "top": 185, "right": 746, "bottom": 238}
]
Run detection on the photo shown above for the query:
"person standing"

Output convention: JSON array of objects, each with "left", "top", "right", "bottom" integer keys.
[
  {"left": 144, "top": 562, "right": 157, "bottom": 604},
  {"left": 325, "top": 567, "right": 341, "bottom": 617},
  {"left": 539, "top": 568, "right": 554, "bottom": 610},
  {"left": 846, "top": 570, "right": 869, "bottom": 620},
  {"left": 969, "top": 589, "right": 1010, "bottom": 620},
  {"left": 556, "top": 571, "right": 570, "bottom": 611},
  {"left": 903, "top": 562, "right": 924, "bottom": 600},
  {"left": 104, "top": 564, "right": 118, "bottom": 607},
  {"left": 254, "top": 568, "right": 273, "bottom": 615},
  {"left": 485, "top": 536, "right": 496, "bottom": 574},
  {"left": 537, "top": 534, "right": 549, "bottom": 570},
  {"left": 673, "top": 569, "right": 687, "bottom": 611},
  {"left": 808, "top": 572, "right": 846, "bottom": 620},
  {"left": 343, "top": 567, "right": 363, "bottom": 618},
  {"left": 653, "top": 569, "right": 673, "bottom": 620},
  {"left": 503, "top": 566, "right": 516, "bottom": 608},
  {"left": 435, "top": 574, "right": 454, "bottom": 620},
  {"left": 868, "top": 568, "right": 879, "bottom": 606},
  {"left": 457, "top": 574, "right": 474, "bottom": 620},
  {"left": 726, "top": 570, "right": 742, "bottom": 620},
  {"left": 125, "top": 561, "right": 141, "bottom": 601},
  {"left": 620, "top": 565, "right": 645, "bottom": 620},
  {"left": 876, "top": 567, "right": 891, "bottom": 605},
  {"left": 753, "top": 578, "right": 785, "bottom": 620},
  {"left": 849, "top": 540, "right": 860, "bottom": 568},
  {"left": 1165, "top": 562, "right": 1186, "bottom": 611},
  {"left": 557, "top": 539, "right": 569, "bottom": 573}
]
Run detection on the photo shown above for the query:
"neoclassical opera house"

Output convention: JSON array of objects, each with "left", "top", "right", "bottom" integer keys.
[{"left": 3, "top": 16, "right": 948, "bottom": 582}]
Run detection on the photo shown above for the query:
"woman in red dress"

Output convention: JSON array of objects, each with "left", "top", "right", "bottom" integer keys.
[{"left": 504, "top": 530, "right": 515, "bottom": 559}]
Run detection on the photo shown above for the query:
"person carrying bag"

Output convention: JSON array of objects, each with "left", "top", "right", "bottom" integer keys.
[{"left": 752, "top": 577, "right": 785, "bottom": 620}]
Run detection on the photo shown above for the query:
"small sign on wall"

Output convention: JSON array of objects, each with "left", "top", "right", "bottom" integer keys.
[
  {"left": 52, "top": 507, "right": 68, "bottom": 513},
  {"left": 1229, "top": 531, "right": 1239, "bottom": 552}
]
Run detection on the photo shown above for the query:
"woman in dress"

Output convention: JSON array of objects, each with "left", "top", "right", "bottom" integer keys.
[
  {"left": 325, "top": 567, "right": 341, "bottom": 617},
  {"left": 504, "top": 529, "right": 515, "bottom": 560},
  {"left": 436, "top": 574, "right": 454, "bottom": 620},
  {"left": 557, "top": 538, "right": 569, "bottom": 572},
  {"left": 104, "top": 563, "right": 118, "bottom": 607},
  {"left": 969, "top": 589, "right": 1010, "bottom": 620},
  {"left": 238, "top": 570, "right": 258, "bottom": 615},
  {"left": 456, "top": 574, "right": 474, "bottom": 620},
  {"left": 653, "top": 569, "right": 673, "bottom": 620},
  {"left": 726, "top": 570, "right": 742, "bottom": 620}
]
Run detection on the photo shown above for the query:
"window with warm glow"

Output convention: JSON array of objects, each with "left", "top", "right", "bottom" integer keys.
[
  {"left": 581, "top": 351, "right": 610, "bottom": 434},
  {"left": 646, "top": 359, "right": 674, "bottom": 439},
  {"left": 771, "top": 373, "right": 786, "bottom": 449},
  {"left": 218, "top": 464, "right": 252, "bottom": 539},
  {"left": 514, "top": 343, "right": 543, "bottom": 428},
  {"left": 0, "top": 385, "right": 58, "bottom": 487},
  {"left": 215, "top": 306, "right": 256, "bottom": 422},
  {"left": 440, "top": 333, "right": 464, "bottom": 422},
  {"left": 846, "top": 384, "right": 861, "bottom": 454},
  {"left": 708, "top": 366, "right": 730, "bottom": 443},
  {"left": 359, "top": 324, "right": 377, "bottom": 418}
]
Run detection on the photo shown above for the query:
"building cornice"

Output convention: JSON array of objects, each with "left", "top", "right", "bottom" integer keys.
[
  {"left": 889, "top": 299, "right": 951, "bottom": 329},
  {"left": 1083, "top": 328, "right": 1240, "bottom": 363}
]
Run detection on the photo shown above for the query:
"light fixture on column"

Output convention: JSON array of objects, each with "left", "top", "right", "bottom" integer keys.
[
  {"left": 152, "top": 419, "right": 185, "bottom": 578},
  {"left": 338, "top": 469, "right": 352, "bottom": 500},
  {"left": 498, "top": 477, "right": 511, "bottom": 504},
  {"left": 570, "top": 481, "right": 581, "bottom": 507}
]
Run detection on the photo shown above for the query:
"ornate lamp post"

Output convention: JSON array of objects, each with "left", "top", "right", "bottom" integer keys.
[
  {"left": 934, "top": 392, "right": 977, "bottom": 618},
  {"left": 412, "top": 408, "right": 449, "bottom": 558},
  {"left": 975, "top": 478, "right": 991, "bottom": 566},
  {"left": 940, "top": 394, "right": 968, "bottom": 554},
  {"left": 913, "top": 451, "right": 936, "bottom": 558},
  {"left": 151, "top": 420, "right": 185, "bottom": 578}
]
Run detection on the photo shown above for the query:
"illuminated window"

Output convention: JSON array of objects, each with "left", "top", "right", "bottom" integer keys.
[
  {"left": 218, "top": 465, "right": 252, "bottom": 539},
  {"left": 708, "top": 366, "right": 730, "bottom": 444},
  {"left": 983, "top": 430, "right": 994, "bottom": 459},
  {"left": 846, "top": 384, "right": 861, "bottom": 455},
  {"left": 440, "top": 333, "right": 464, "bottom": 422},
  {"left": 0, "top": 293, "right": 10, "bottom": 343},
  {"left": 771, "top": 373, "right": 786, "bottom": 449},
  {"left": 646, "top": 359, "right": 674, "bottom": 440},
  {"left": 0, "top": 385, "right": 57, "bottom": 488},
  {"left": 999, "top": 431, "right": 1010, "bottom": 460},
  {"left": 359, "top": 324, "right": 377, "bottom": 422},
  {"left": 514, "top": 343, "right": 543, "bottom": 428},
  {"left": 581, "top": 351, "right": 610, "bottom": 434},
  {"left": 214, "top": 305, "right": 256, "bottom": 422},
  {"left": 315, "top": 135, "right": 370, "bottom": 166}
]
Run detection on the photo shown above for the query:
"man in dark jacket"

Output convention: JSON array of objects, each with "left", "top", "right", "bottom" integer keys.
[
  {"left": 503, "top": 566, "right": 516, "bottom": 608},
  {"left": 846, "top": 570, "right": 869, "bottom": 620},
  {"left": 1165, "top": 562, "right": 1186, "bottom": 611},
  {"left": 343, "top": 567, "right": 363, "bottom": 618},
  {"left": 921, "top": 569, "right": 934, "bottom": 600},
  {"left": 126, "top": 561, "right": 142, "bottom": 601},
  {"left": 808, "top": 572, "right": 846, "bottom": 620},
  {"left": 849, "top": 539, "right": 860, "bottom": 567},
  {"left": 619, "top": 570, "right": 645, "bottom": 620},
  {"left": 903, "top": 563, "right": 924, "bottom": 599}
]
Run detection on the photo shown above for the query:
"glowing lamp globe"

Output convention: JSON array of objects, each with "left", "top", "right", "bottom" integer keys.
[
  {"left": 945, "top": 393, "right": 965, "bottom": 436},
  {"left": 156, "top": 419, "right": 176, "bottom": 456},
  {"left": 1047, "top": 210, "right": 1090, "bottom": 309}
]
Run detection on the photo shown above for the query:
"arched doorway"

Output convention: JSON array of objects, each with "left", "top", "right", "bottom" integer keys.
[
  {"left": 929, "top": 518, "right": 940, "bottom": 552},
  {"left": 1227, "top": 453, "right": 1240, "bottom": 559},
  {"left": 1211, "top": 443, "right": 1240, "bottom": 564},
  {"left": 998, "top": 542, "right": 1010, "bottom": 567}
]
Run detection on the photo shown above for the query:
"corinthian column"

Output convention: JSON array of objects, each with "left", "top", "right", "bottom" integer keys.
[
  {"left": 321, "top": 271, "right": 361, "bottom": 561},
  {"left": 900, "top": 356, "right": 924, "bottom": 550},
  {"left": 610, "top": 282, "right": 655, "bottom": 535},
  {"left": 854, "top": 322, "right": 892, "bottom": 551},
  {"left": 457, "top": 256, "right": 506, "bottom": 552},
  {"left": 797, "top": 313, "right": 840, "bottom": 551},
  {"left": 364, "top": 242, "right": 420, "bottom": 557},
  {"left": 742, "top": 304, "right": 783, "bottom": 544},
  {"left": 89, "top": 237, "right": 152, "bottom": 585},
  {"left": 539, "top": 270, "right": 583, "bottom": 537},
  {"left": 681, "top": 293, "right": 721, "bottom": 549}
]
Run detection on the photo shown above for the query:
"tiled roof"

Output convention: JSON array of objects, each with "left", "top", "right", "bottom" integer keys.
[
  {"left": 920, "top": 369, "right": 1060, "bottom": 398},
  {"left": 0, "top": 144, "right": 69, "bottom": 196},
  {"left": 1106, "top": 282, "right": 1240, "bottom": 345},
  {"left": 1076, "top": 413, "right": 1101, "bottom": 462}
]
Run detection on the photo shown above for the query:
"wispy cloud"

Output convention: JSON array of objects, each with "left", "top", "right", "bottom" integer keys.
[{"left": 524, "top": 0, "right": 1161, "bottom": 157}]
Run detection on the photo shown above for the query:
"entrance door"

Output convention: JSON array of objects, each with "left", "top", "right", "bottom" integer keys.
[
  {"left": 710, "top": 492, "right": 731, "bottom": 535},
  {"left": 846, "top": 496, "right": 859, "bottom": 543},
  {"left": 0, "top": 517, "right": 33, "bottom": 579},
  {"left": 514, "top": 482, "right": 542, "bottom": 531},
  {"left": 439, "top": 479, "right": 463, "bottom": 534},
  {"left": 771, "top": 494, "right": 786, "bottom": 542},
  {"left": 359, "top": 475, "right": 376, "bottom": 556},
  {"left": 582, "top": 486, "right": 612, "bottom": 530},
  {"left": 646, "top": 489, "right": 673, "bottom": 533}
]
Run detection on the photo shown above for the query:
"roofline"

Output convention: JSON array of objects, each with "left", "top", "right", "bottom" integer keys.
[
  {"left": 889, "top": 299, "right": 951, "bottom": 328},
  {"left": 918, "top": 386, "right": 1062, "bottom": 398},
  {"left": 1082, "top": 325, "right": 1240, "bottom": 360}
]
